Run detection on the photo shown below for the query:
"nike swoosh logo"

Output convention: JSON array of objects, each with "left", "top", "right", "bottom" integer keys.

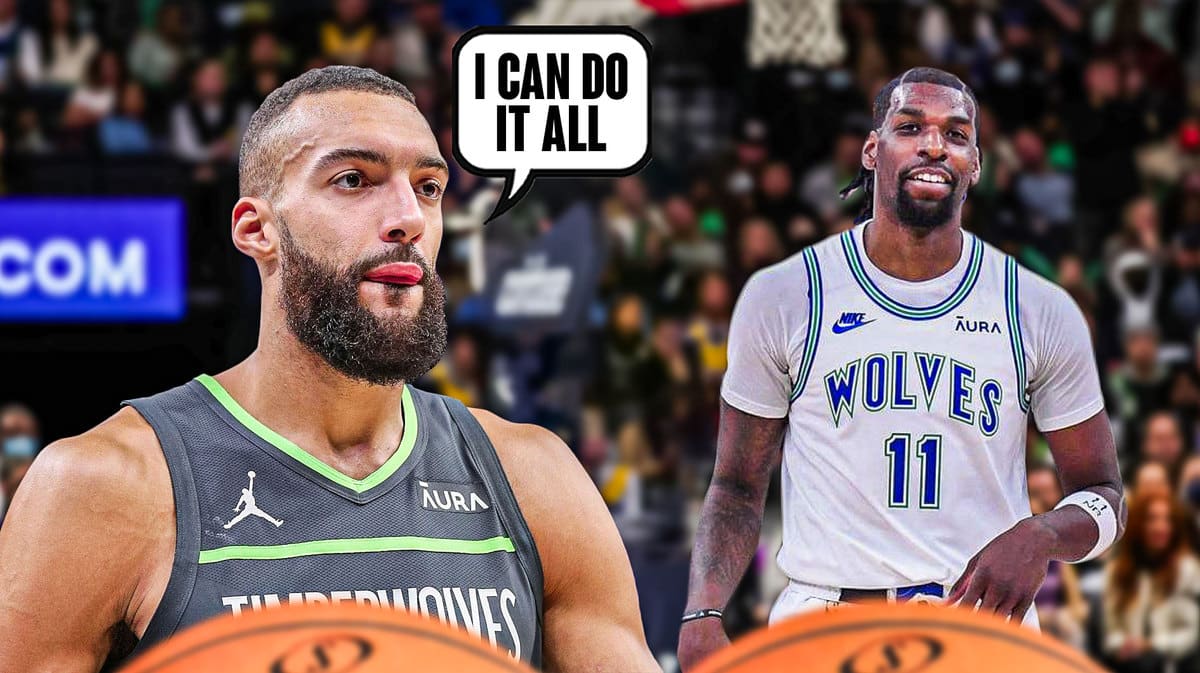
[{"left": 831, "top": 319, "right": 876, "bottom": 334}]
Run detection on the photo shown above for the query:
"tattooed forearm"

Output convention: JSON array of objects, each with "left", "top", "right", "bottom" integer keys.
[{"left": 685, "top": 402, "right": 786, "bottom": 611}]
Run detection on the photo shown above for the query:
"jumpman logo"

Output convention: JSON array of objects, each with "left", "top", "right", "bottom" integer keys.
[{"left": 223, "top": 470, "right": 283, "bottom": 529}]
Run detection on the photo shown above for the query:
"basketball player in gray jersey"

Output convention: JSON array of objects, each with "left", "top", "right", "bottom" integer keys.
[{"left": 0, "top": 67, "right": 657, "bottom": 672}]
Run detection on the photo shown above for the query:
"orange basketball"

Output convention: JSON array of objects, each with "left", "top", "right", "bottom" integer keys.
[
  {"left": 119, "top": 603, "right": 534, "bottom": 673},
  {"left": 694, "top": 602, "right": 1106, "bottom": 673}
]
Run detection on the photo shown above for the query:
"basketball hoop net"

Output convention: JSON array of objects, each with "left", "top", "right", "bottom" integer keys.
[{"left": 748, "top": 0, "right": 846, "bottom": 68}]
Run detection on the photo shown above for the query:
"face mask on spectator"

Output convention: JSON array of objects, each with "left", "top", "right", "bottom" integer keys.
[{"left": 2, "top": 435, "right": 38, "bottom": 460}]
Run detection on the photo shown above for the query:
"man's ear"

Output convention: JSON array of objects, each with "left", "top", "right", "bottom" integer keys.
[
  {"left": 862, "top": 130, "right": 879, "bottom": 172},
  {"left": 231, "top": 197, "right": 277, "bottom": 262},
  {"left": 969, "top": 146, "right": 982, "bottom": 187}
]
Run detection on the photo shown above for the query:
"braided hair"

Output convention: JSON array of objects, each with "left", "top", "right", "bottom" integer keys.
[{"left": 839, "top": 67, "right": 980, "bottom": 224}]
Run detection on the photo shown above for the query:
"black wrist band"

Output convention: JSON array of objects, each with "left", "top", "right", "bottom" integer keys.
[{"left": 681, "top": 608, "right": 724, "bottom": 624}]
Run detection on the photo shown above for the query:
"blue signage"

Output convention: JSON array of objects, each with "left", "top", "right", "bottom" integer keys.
[{"left": 0, "top": 198, "right": 186, "bottom": 322}]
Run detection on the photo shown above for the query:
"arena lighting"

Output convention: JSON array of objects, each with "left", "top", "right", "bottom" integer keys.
[{"left": 0, "top": 198, "right": 186, "bottom": 322}]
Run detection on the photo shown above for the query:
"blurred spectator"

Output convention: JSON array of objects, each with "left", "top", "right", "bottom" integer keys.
[
  {"left": 1168, "top": 329, "right": 1200, "bottom": 437},
  {"left": 602, "top": 175, "right": 666, "bottom": 263},
  {"left": 718, "top": 118, "right": 770, "bottom": 223},
  {"left": 799, "top": 116, "right": 868, "bottom": 227},
  {"left": 687, "top": 271, "right": 731, "bottom": 392},
  {"left": 60, "top": 48, "right": 122, "bottom": 131},
  {"left": 1106, "top": 198, "right": 1166, "bottom": 333},
  {"left": 388, "top": 0, "right": 441, "bottom": 82},
  {"left": 1109, "top": 325, "right": 1172, "bottom": 454},
  {"left": 1166, "top": 227, "right": 1200, "bottom": 340},
  {"left": 239, "top": 29, "right": 290, "bottom": 106},
  {"left": 0, "top": 403, "right": 40, "bottom": 525},
  {"left": 16, "top": 0, "right": 96, "bottom": 90},
  {"left": 99, "top": 81, "right": 155, "bottom": 155},
  {"left": 731, "top": 216, "right": 785, "bottom": 293},
  {"left": 1141, "top": 411, "right": 1189, "bottom": 482},
  {"left": 0, "top": 0, "right": 17, "bottom": 89},
  {"left": 12, "top": 105, "right": 51, "bottom": 153},
  {"left": 127, "top": 3, "right": 190, "bottom": 90},
  {"left": 425, "top": 330, "right": 485, "bottom": 408},
  {"left": 664, "top": 195, "right": 723, "bottom": 274},
  {"left": 1107, "top": 197, "right": 1165, "bottom": 263},
  {"left": 1069, "top": 56, "right": 1151, "bottom": 257},
  {"left": 1104, "top": 492, "right": 1200, "bottom": 673},
  {"left": 1013, "top": 127, "right": 1075, "bottom": 259},
  {"left": 1134, "top": 461, "right": 1174, "bottom": 500},
  {"left": 0, "top": 402, "right": 39, "bottom": 453},
  {"left": 755, "top": 161, "right": 804, "bottom": 244},
  {"left": 318, "top": 0, "right": 377, "bottom": 67},
  {"left": 592, "top": 294, "right": 657, "bottom": 428},
  {"left": 1178, "top": 454, "right": 1200, "bottom": 531},
  {"left": 170, "top": 58, "right": 250, "bottom": 169},
  {"left": 1029, "top": 463, "right": 1089, "bottom": 649},
  {"left": 598, "top": 418, "right": 687, "bottom": 665}
]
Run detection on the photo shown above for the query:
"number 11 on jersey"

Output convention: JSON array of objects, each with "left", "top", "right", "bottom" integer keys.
[{"left": 885, "top": 434, "right": 943, "bottom": 509}]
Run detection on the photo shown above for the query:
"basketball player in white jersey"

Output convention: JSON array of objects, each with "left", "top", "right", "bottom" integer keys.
[{"left": 678, "top": 67, "right": 1125, "bottom": 670}]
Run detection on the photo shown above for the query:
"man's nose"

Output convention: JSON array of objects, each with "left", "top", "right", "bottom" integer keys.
[
  {"left": 379, "top": 180, "right": 427, "bottom": 244},
  {"left": 918, "top": 128, "right": 947, "bottom": 160}
]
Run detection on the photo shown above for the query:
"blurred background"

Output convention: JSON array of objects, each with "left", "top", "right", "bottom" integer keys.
[{"left": 3, "top": 0, "right": 1200, "bottom": 671}]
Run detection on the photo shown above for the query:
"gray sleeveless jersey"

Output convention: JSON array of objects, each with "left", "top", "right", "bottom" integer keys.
[{"left": 122, "top": 376, "right": 543, "bottom": 666}]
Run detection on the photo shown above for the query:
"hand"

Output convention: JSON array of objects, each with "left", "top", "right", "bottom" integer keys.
[
  {"left": 677, "top": 616, "right": 731, "bottom": 672},
  {"left": 947, "top": 518, "right": 1054, "bottom": 621}
]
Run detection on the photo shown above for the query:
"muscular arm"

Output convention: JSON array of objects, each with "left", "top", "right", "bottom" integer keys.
[
  {"left": 475, "top": 411, "right": 658, "bottom": 673},
  {"left": 0, "top": 410, "right": 172, "bottom": 673},
  {"left": 948, "top": 410, "right": 1124, "bottom": 618},
  {"left": 1038, "top": 410, "right": 1125, "bottom": 560},
  {"left": 678, "top": 402, "right": 785, "bottom": 671}
]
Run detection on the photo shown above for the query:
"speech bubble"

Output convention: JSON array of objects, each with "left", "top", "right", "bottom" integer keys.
[{"left": 452, "top": 26, "right": 652, "bottom": 222}]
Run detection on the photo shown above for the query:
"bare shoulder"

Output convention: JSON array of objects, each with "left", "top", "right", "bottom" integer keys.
[
  {"left": 467, "top": 409, "right": 616, "bottom": 587},
  {"left": 0, "top": 406, "right": 173, "bottom": 656},
  {"left": 30, "top": 406, "right": 167, "bottom": 506},
  {"left": 466, "top": 411, "right": 653, "bottom": 669},
  {"left": 5, "top": 406, "right": 173, "bottom": 572},
  {"left": 468, "top": 409, "right": 586, "bottom": 486}
]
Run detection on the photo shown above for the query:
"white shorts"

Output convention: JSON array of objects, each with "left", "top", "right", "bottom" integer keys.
[{"left": 768, "top": 579, "right": 1041, "bottom": 629}]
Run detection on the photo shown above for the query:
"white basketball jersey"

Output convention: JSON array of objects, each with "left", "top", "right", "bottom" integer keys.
[{"left": 779, "top": 224, "right": 1034, "bottom": 588}]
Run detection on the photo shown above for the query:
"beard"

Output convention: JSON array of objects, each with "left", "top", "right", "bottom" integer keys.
[
  {"left": 892, "top": 175, "right": 959, "bottom": 230},
  {"left": 276, "top": 222, "right": 447, "bottom": 386}
]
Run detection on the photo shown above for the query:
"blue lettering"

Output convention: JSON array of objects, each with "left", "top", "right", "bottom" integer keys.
[
  {"left": 915, "top": 353, "right": 945, "bottom": 411},
  {"left": 825, "top": 360, "right": 860, "bottom": 427},
  {"left": 979, "top": 379, "right": 1003, "bottom": 436},
  {"left": 863, "top": 354, "right": 887, "bottom": 411},
  {"left": 949, "top": 360, "right": 975, "bottom": 425},
  {"left": 892, "top": 352, "right": 917, "bottom": 409}
]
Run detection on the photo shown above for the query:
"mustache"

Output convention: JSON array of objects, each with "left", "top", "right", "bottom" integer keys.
[{"left": 348, "top": 245, "right": 434, "bottom": 282}]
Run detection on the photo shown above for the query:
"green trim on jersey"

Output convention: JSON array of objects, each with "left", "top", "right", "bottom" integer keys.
[
  {"left": 1003, "top": 257, "right": 1031, "bottom": 413},
  {"left": 195, "top": 374, "right": 419, "bottom": 493},
  {"left": 840, "top": 227, "right": 984, "bottom": 321},
  {"left": 790, "top": 247, "right": 823, "bottom": 402},
  {"left": 198, "top": 535, "right": 517, "bottom": 564}
]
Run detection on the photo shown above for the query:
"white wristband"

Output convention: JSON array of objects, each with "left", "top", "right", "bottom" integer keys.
[{"left": 1054, "top": 490, "right": 1118, "bottom": 563}]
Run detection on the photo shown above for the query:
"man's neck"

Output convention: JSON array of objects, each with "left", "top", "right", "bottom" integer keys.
[
  {"left": 862, "top": 213, "right": 964, "bottom": 282},
  {"left": 215, "top": 334, "right": 407, "bottom": 480}
]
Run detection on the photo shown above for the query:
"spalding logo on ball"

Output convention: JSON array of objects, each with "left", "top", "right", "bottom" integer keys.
[
  {"left": 120, "top": 603, "right": 533, "bottom": 673},
  {"left": 694, "top": 603, "right": 1106, "bottom": 673}
]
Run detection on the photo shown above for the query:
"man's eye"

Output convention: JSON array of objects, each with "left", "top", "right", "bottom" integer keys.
[
  {"left": 334, "top": 172, "right": 367, "bottom": 189},
  {"left": 949, "top": 129, "right": 968, "bottom": 140},
  {"left": 898, "top": 123, "right": 919, "bottom": 133},
  {"left": 418, "top": 180, "right": 444, "bottom": 200}
]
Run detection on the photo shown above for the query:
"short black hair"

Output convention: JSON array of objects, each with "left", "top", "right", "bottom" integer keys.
[
  {"left": 239, "top": 65, "right": 417, "bottom": 199},
  {"left": 839, "top": 67, "right": 980, "bottom": 223}
]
